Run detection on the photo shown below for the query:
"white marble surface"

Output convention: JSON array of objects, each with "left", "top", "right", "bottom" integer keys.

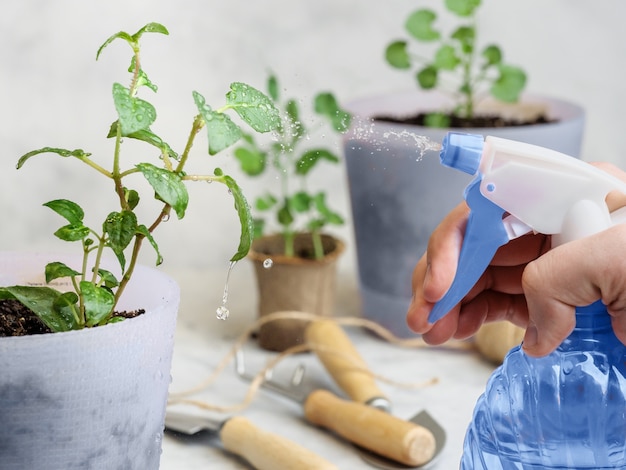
[{"left": 158, "top": 265, "right": 496, "bottom": 469}]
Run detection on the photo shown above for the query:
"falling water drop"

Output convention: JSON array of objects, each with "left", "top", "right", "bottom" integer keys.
[
  {"left": 216, "top": 305, "right": 230, "bottom": 320},
  {"left": 216, "top": 261, "right": 237, "bottom": 320},
  {"left": 263, "top": 258, "right": 273, "bottom": 269}
]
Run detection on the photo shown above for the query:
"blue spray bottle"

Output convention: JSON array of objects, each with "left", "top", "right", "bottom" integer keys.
[{"left": 430, "top": 132, "right": 626, "bottom": 469}]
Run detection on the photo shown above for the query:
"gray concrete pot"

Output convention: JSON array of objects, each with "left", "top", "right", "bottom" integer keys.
[
  {"left": 0, "top": 252, "right": 179, "bottom": 469},
  {"left": 343, "top": 91, "right": 585, "bottom": 338}
]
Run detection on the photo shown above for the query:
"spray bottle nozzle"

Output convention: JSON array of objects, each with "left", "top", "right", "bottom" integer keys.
[{"left": 440, "top": 132, "right": 484, "bottom": 175}]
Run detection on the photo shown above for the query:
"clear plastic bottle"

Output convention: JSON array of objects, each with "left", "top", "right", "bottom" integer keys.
[{"left": 461, "top": 301, "right": 626, "bottom": 469}]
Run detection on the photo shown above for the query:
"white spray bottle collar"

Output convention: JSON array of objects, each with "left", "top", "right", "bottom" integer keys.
[{"left": 429, "top": 132, "right": 626, "bottom": 324}]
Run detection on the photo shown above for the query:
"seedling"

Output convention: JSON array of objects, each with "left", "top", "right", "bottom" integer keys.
[
  {"left": 0, "top": 23, "right": 280, "bottom": 332},
  {"left": 385, "top": 0, "right": 527, "bottom": 127},
  {"left": 234, "top": 74, "right": 350, "bottom": 260}
]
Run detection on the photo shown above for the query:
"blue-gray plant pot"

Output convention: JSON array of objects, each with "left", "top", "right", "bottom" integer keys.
[
  {"left": 0, "top": 252, "right": 180, "bottom": 469},
  {"left": 342, "top": 91, "right": 585, "bottom": 338}
]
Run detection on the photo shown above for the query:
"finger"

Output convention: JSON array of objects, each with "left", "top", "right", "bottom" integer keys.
[
  {"left": 491, "top": 232, "right": 550, "bottom": 267},
  {"left": 454, "top": 291, "right": 529, "bottom": 339},
  {"left": 421, "top": 203, "right": 469, "bottom": 303}
]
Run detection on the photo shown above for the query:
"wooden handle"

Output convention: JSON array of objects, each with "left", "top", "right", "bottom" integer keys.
[
  {"left": 220, "top": 416, "right": 338, "bottom": 470},
  {"left": 303, "top": 390, "right": 436, "bottom": 466},
  {"left": 305, "top": 319, "right": 389, "bottom": 408}
]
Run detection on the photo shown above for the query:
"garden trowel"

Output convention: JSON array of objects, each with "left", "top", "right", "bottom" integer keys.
[{"left": 165, "top": 411, "right": 337, "bottom": 469}]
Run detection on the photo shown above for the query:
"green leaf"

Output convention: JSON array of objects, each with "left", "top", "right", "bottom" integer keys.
[
  {"left": 285, "top": 99, "right": 304, "bottom": 139},
  {"left": 313, "top": 193, "right": 344, "bottom": 225},
  {"left": 482, "top": 45, "right": 503, "bottom": 66},
  {"left": 124, "top": 188, "right": 140, "bottom": 210},
  {"left": 0, "top": 286, "right": 75, "bottom": 332},
  {"left": 96, "top": 22, "right": 168, "bottom": 60},
  {"left": 132, "top": 22, "right": 169, "bottom": 40},
  {"left": 96, "top": 31, "right": 134, "bottom": 60},
  {"left": 385, "top": 41, "right": 411, "bottom": 69},
  {"left": 45, "top": 261, "right": 80, "bottom": 283},
  {"left": 52, "top": 292, "right": 80, "bottom": 329},
  {"left": 417, "top": 66, "right": 438, "bottom": 89},
  {"left": 267, "top": 74, "right": 279, "bottom": 102},
  {"left": 17, "top": 148, "right": 91, "bottom": 169},
  {"left": 43, "top": 199, "right": 85, "bottom": 225},
  {"left": 128, "top": 56, "right": 158, "bottom": 93},
  {"left": 451, "top": 26, "right": 475, "bottom": 54},
  {"left": 136, "top": 224, "right": 163, "bottom": 265},
  {"left": 96, "top": 268, "right": 120, "bottom": 288},
  {"left": 445, "top": 0, "right": 481, "bottom": 17},
  {"left": 290, "top": 191, "right": 311, "bottom": 212},
  {"left": 193, "top": 91, "right": 243, "bottom": 155},
  {"left": 112, "top": 83, "right": 157, "bottom": 135},
  {"left": 277, "top": 203, "right": 294, "bottom": 226},
  {"left": 255, "top": 193, "right": 277, "bottom": 211},
  {"left": 226, "top": 82, "right": 281, "bottom": 132},
  {"left": 314, "top": 93, "right": 351, "bottom": 132},
  {"left": 296, "top": 149, "right": 340, "bottom": 175},
  {"left": 53, "top": 224, "right": 91, "bottom": 242},
  {"left": 405, "top": 10, "right": 440, "bottom": 41},
  {"left": 220, "top": 173, "right": 254, "bottom": 262},
  {"left": 253, "top": 219, "right": 265, "bottom": 240},
  {"left": 434, "top": 45, "right": 460, "bottom": 70},
  {"left": 80, "top": 281, "right": 115, "bottom": 327},
  {"left": 491, "top": 65, "right": 527, "bottom": 102},
  {"left": 107, "top": 121, "right": 178, "bottom": 160},
  {"left": 103, "top": 210, "right": 138, "bottom": 258},
  {"left": 234, "top": 146, "right": 266, "bottom": 176},
  {"left": 136, "top": 163, "right": 189, "bottom": 219}
]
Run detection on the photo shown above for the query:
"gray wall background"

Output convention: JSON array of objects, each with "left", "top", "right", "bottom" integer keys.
[{"left": 1, "top": 0, "right": 624, "bottom": 285}]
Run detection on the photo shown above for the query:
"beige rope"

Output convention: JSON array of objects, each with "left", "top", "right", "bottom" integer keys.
[{"left": 167, "top": 311, "right": 473, "bottom": 413}]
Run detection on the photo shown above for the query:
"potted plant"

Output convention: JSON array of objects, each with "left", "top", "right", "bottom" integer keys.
[
  {"left": 234, "top": 74, "right": 351, "bottom": 351},
  {"left": 343, "top": 0, "right": 585, "bottom": 339},
  {"left": 0, "top": 23, "right": 279, "bottom": 469}
]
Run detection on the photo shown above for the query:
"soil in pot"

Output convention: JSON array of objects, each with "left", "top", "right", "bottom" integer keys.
[
  {"left": 248, "top": 233, "right": 344, "bottom": 352},
  {"left": 0, "top": 299, "right": 144, "bottom": 337},
  {"left": 376, "top": 112, "right": 554, "bottom": 128}
]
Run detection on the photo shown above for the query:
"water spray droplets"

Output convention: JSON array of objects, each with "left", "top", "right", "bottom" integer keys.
[
  {"left": 263, "top": 258, "right": 273, "bottom": 269},
  {"left": 349, "top": 116, "right": 442, "bottom": 161}
]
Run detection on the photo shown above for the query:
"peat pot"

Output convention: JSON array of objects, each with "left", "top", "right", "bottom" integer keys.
[
  {"left": 248, "top": 233, "right": 344, "bottom": 352},
  {"left": 0, "top": 251, "right": 180, "bottom": 469}
]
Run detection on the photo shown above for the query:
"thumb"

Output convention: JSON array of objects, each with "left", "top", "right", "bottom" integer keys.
[{"left": 520, "top": 236, "right": 604, "bottom": 357}]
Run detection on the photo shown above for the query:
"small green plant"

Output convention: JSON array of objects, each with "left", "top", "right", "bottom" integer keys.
[
  {"left": 234, "top": 74, "right": 351, "bottom": 260},
  {"left": 0, "top": 23, "right": 279, "bottom": 332},
  {"left": 385, "top": 0, "right": 527, "bottom": 127}
]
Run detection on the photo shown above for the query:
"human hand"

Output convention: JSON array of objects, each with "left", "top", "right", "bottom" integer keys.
[{"left": 406, "top": 162, "right": 626, "bottom": 357}]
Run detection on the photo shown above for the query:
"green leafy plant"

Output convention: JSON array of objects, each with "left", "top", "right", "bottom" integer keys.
[
  {"left": 234, "top": 74, "right": 351, "bottom": 260},
  {"left": 385, "top": 0, "right": 527, "bottom": 127},
  {"left": 0, "top": 23, "right": 279, "bottom": 332}
]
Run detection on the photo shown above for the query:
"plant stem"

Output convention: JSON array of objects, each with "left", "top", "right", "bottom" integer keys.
[
  {"left": 176, "top": 115, "right": 203, "bottom": 173},
  {"left": 311, "top": 230, "right": 324, "bottom": 260}
]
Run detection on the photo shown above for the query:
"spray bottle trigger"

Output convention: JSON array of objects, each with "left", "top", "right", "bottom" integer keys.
[{"left": 428, "top": 178, "right": 510, "bottom": 324}]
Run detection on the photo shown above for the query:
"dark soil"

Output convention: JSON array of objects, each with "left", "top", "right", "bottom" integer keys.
[
  {"left": 0, "top": 300, "right": 52, "bottom": 336},
  {"left": 375, "top": 112, "right": 555, "bottom": 128},
  {"left": 0, "top": 299, "right": 144, "bottom": 337}
]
